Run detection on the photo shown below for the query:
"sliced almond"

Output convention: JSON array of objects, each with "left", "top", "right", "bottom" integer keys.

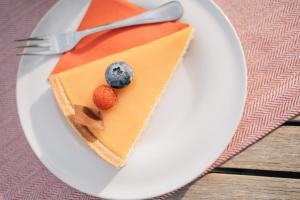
[{"left": 73, "top": 105, "right": 104, "bottom": 130}]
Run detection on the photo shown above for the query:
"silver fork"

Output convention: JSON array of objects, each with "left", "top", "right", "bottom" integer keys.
[{"left": 15, "top": 1, "right": 184, "bottom": 56}]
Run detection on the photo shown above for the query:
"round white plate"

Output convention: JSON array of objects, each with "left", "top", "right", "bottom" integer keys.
[{"left": 17, "top": 0, "right": 247, "bottom": 199}]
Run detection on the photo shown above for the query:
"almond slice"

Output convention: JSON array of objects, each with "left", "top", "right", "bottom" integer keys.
[{"left": 73, "top": 105, "right": 104, "bottom": 130}]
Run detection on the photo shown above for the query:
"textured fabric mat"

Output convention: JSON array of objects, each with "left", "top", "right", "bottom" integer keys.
[{"left": 0, "top": 0, "right": 299, "bottom": 199}]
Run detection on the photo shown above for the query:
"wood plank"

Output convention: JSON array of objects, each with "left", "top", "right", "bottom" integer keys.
[
  {"left": 222, "top": 126, "right": 300, "bottom": 172},
  {"left": 169, "top": 174, "right": 300, "bottom": 200},
  {"left": 293, "top": 114, "right": 300, "bottom": 121}
]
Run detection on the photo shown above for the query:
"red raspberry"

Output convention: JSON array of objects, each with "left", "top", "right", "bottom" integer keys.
[{"left": 93, "top": 85, "right": 117, "bottom": 110}]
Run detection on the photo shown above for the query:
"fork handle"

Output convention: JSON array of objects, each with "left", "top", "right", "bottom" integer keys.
[{"left": 78, "top": 1, "right": 184, "bottom": 39}]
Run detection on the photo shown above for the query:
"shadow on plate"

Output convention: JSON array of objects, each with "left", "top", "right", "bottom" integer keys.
[
  {"left": 18, "top": 55, "right": 58, "bottom": 78},
  {"left": 30, "top": 89, "right": 118, "bottom": 193}
]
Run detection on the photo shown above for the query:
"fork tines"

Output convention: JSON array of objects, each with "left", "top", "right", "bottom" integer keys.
[
  {"left": 15, "top": 36, "right": 51, "bottom": 55},
  {"left": 14, "top": 36, "right": 45, "bottom": 42}
]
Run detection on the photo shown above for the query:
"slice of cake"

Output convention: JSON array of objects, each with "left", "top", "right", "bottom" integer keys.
[{"left": 49, "top": 0, "right": 193, "bottom": 168}]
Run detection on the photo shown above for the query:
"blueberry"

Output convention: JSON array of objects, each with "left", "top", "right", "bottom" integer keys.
[{"left": 105, "top": 61, "right": 133, "bottom": 89}]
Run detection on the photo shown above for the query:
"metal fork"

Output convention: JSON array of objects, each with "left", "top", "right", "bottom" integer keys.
[{"left": 15, "top": 1, "right": 184, "bottom": 56}]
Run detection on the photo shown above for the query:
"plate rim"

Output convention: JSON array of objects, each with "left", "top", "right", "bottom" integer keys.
[{"left": 16, "top": 0, "right": 247, "bottom": 199}]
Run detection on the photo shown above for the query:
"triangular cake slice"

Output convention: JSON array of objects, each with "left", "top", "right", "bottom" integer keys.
[{"left": 49, "top": 27, "right": 193, "bottom": 167}]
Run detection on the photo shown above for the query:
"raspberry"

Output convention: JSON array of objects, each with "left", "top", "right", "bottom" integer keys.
[{"left": 93, "top": 85, "right": 117, "bottom": 110}]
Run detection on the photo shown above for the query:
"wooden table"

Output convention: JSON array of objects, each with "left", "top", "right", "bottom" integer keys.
[{"left": 171, "top": 115, "right": 300, "bottom": 199}]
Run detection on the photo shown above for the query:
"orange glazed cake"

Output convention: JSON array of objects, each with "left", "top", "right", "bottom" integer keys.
[{"left": 49, "top": 0, "right": 193, "bottom": 168}]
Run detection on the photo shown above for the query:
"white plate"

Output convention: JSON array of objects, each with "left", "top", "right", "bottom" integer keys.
[{"left": 17, "top": 0, "right": 247, "bottom": 199}]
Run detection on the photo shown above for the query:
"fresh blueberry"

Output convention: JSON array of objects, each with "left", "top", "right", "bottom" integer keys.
[{"left": 105, "top": 61, "right": 133, "bottom": 89}]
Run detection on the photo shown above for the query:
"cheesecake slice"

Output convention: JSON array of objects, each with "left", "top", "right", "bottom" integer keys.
[{"left": 50, "top": 27, "right": 193, "bottom": 167}]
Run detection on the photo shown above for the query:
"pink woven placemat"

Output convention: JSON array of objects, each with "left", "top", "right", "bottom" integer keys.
[{"left": 0, "top": 0, "right": 299, "bottom": 199}]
